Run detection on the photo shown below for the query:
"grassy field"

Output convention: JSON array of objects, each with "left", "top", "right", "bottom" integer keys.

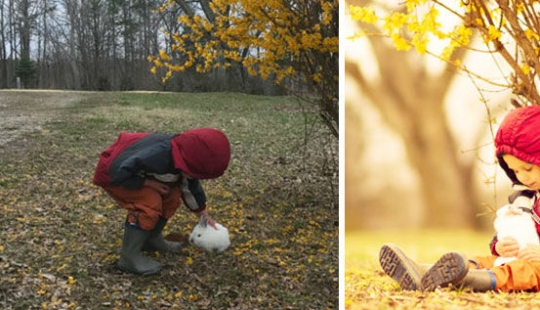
[
  {"left": 0, "top": 90, "right": 338, "bottom": 309},
  {"left": 345, "top": 230, "right": 540, "bottom": 310}
]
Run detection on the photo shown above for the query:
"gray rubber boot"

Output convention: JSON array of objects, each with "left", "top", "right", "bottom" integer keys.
[
  {"left": 379, "top": 243, "right": 424, "bottom": 290},
  {"left": 143, "top": 218, "right": 182, "bottom": 253},
  {"left": 421, "top": 252, "right": 469, "bottom": 291},
  {"left": 118, "top": 224, "right": 162, "bottom": 275}
]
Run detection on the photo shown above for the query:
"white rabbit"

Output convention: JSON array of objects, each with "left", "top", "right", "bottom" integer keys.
[
  {"left": 189, "top": 217, "right": 231, "bottom": 252},
  {"left": 494, "top": 198, "right": 540, "bottom": 266}
]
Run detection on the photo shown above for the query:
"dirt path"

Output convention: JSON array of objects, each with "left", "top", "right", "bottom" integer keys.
[{"left": 0, "top": 90, "right": 86, "bottom": 147}]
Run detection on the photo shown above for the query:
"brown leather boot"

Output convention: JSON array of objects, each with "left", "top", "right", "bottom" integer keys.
[
  {"left": 421, "top": 252, "right": 469, "bottom": 291},
  {"left": 379, "top": 243, "right": 424, "bottom": 290}
]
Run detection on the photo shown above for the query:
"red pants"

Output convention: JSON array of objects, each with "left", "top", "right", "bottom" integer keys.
[
  {"left": 103, "top": 184, "right": 182, "bottom": 230},
  {"left": 472, "top": 255, "right": 540, "bottom": 291}
]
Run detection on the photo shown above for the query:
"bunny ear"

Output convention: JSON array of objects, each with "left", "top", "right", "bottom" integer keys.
[{"left": 199, "top": 216, "right": 208, "bottom": 228}]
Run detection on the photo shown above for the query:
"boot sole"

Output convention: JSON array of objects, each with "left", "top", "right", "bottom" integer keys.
[
  {"left": 379, "top": 244, "right": 422, "bottom": 290},
  {"left": 118, "top": 264, "right": 161, "bottom": 276},
  {"left": 421, "top": 252, "right": 468, "bottom": 291}
]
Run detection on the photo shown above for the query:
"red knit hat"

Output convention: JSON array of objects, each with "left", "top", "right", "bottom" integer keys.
[
  {"left": 495, "top": 105, "right": 540, "bottom": 183},
  {"left": 170, "top": 128, "right": 231, "bottom": 179}
]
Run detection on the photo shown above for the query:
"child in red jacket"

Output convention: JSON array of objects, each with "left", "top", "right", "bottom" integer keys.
[
  {"left": 380, "top": 105, "right": 540, "bottom": 291},
  {"left": 93, "top": 128, "right": 230, "bottom": 275}
]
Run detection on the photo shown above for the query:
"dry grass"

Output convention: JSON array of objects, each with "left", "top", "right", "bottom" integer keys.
[
  {"left": 0, "top": 90, "right": 338, "bottom": 309},
  {"left": 345, "top": 230, "right": 540, "bottom": 310}
]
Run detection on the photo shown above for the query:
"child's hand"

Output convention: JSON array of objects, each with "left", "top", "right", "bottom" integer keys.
[
  {"left": 197, "top": 209, "right": 217, "bottom": 230},
  {"left": 518, "top": 244, "right": 540, "bottom": 262},
  {"left": 495, "top": 237, "right": 519, "bottom": 257}
]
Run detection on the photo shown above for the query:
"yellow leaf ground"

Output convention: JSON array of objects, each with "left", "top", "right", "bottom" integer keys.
[{"left": 345, "top": 229, "right": 540, "bottom": 309}]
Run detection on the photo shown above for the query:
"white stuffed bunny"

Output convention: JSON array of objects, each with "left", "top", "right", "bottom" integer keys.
[
  {"left": 189, "top": 217, "right": 231, "bottom": 252},
  {"left": 494, "top": 196, "right": 540, "bottom": 266}
]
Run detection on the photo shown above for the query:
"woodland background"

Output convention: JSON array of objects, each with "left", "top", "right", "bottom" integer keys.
[
  {"left": 0, "top": 0, "right": 338, "bottom": 137},
  {"left": 0, "top": 0, "right": 290, "bottom": 94}
]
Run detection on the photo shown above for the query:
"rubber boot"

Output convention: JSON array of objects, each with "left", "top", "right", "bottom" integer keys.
[
  {"left": 421, "top": 252, "right": 469, "bottom": 291},
  {"left": 118, "top": 224, "right": 162, "bottom": 275},
  {"left": 143, "top": 218, "right": 182, "bottom": 253},
  {"left": 379, "top": 243, "right": 424, "bottom": 290},
  {"left": 457, "top": 269, "right": 497, "bottom": 291}
]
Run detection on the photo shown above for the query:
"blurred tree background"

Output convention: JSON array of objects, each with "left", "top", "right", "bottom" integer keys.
[{"left": 345, "top": 0, "right": 540, "bottom": 231}]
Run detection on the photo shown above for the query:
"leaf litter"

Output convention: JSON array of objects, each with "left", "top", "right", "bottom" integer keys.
[{"left": 0, "top": 90, "right": 338, "bottom": 309}]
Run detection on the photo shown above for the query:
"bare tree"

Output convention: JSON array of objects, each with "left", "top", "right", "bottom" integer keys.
[
  {"left": 0, "top": 0, "right": 288, "bottom": 92},
  {"left": 0, "top": 0, "right": 8, "bottom": 88}
]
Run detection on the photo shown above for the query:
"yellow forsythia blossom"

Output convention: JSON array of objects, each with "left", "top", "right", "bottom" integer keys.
[
  {"left": 349, "top": 5, "right": 378, "bottom": 24},
  {"left": 149, "top": 0, "right": 337, "bottom": 87},
  {"left": 521, "top": 64, "right": 531, "bottom": 75},
  {"left": 487, "top": 25, "right": 502, "bottom": 41},
  {"left": 159, "top": 50, "right": 170, "bottom": 61}
]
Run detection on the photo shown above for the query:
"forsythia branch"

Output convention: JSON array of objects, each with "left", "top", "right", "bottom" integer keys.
[{"left": 350, "top": 0, "right": 540, "bottom": 105}]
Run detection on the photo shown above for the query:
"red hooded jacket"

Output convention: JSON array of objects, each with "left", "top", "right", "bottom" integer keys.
[
  {"left": 93, "top": 128, "right": 230, "bottom": 187},
  {"left": 93, "top": 128, "right": 230, "bottom": 212}
]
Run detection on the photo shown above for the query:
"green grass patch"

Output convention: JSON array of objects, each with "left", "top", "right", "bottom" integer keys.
[{"left": 0, "top": 90, "right": 337, "bottom": 310}]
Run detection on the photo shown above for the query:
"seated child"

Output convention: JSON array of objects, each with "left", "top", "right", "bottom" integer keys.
[{"left": 380, "top": 106, "right": 540, "bottom": 292}]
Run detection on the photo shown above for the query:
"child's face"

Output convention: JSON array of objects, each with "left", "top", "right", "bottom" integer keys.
[{"left": 503, "top": 154, "right": 540, "bottom": 189}]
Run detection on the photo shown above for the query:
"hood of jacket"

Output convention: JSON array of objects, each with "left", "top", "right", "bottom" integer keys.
[
  {"left": 495, "top": 105, "right": 540, "bottom": 184},
  {"left": 170, "top": 128, "right": 231, "bottom": 179}
]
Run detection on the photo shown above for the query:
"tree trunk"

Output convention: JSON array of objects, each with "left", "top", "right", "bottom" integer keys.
[
  {"left": 346, "top": 36, "right": 481, "bottom": 229},
  {"left": 18, "top": 0, "right": 31, "bottom": 60},
  {"left": 403, "top": 99, "right": 477, "bottom": 228},
  {"left": 65, "top": 0, "right": 81, "bottom": 89},
  {"left": 0, "top": 0, "right": 7, "bottom": 88}
]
